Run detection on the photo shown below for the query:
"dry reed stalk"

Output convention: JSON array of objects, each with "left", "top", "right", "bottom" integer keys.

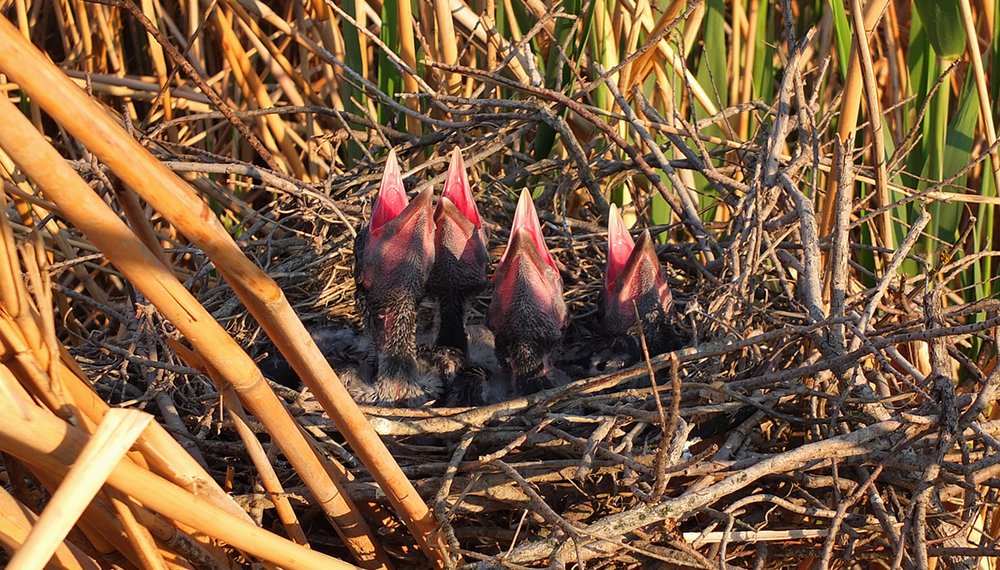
[
  {"left": 221, "top": 383, "right": 311, "bottom": 546},
  {"left": 652, "top": 61, "right": 674, "bottom": 129},
  {"left": 449, "top": 0, "right": 531, "bottom": 83},
  {"left": 113, "top": 183, "right": 174, "bottom": 271},
  {"left": 659, "top": 42, "right": 719, "bottom": 121},
  {"left": 0, "top": 18, "right": 445, "bottom": 568},
  {"left": 848, "top": 0, "right": 890, "bottom": 251},
  {"left": 309, "top": 15, "right": 346, "bottom": 110},
  {"left": 59, "top": 71, "right": 213, "bottom": 112},
  {"left": 0, "top": 207, "right": 244, "bottom": 524},
  {"left": 211, "top": 9, "right": 289, "bottom": 174},
  {"left": 617, "top": 0, "right": 644, "bottom": 92},
  {"left": 10, "top": 0, "right": 41, "bottom": 129},
  {"left": 628, "top": 0, "right": 687, "bottom": 96},
  {"left": 74, "top": 1, "right": 94, "bottom": 73},
  {"left": 0, "top": 381, "right": 362, "bottom": 570},
  {"left": 212, "top": 8, "right": 307, "bottom": 179},
  {"left": 93, "top": 0, "right": 280, "bottom": 171},
  {"left": 125, "top": 501, "right": 234, "bottom": 570},
  {"left": 0, "top": 151, "right": 111, "bottom": 305},
  {"left": 6, "top": 409, "right": 152, "bottom": 570},
  {"left": 728, "top": 0, "right": 742, "bottom": 112},
  {"left": 56, "top": 342, "right": 244, "bottom": 518},
  {"left": 433, "top": 0, "right": 461, "bottom": 95},
  {"left": 0, "top": 400, "right": 153, "bottom": 566},
  {"left": 819, "top": 0, "right": 891, "bottom": 237},
  {"left": 739, "top": 0, "right": 760, "bottom": 140},
  {"left": 395, "top": 0, "right": 422, "bottom": 136},
  {"left": 105, "top": 490, "right": 169, "bottom": 570},
  {"left": 139, "top": 0, "right": 172, "bottom": 125},
  {"left": 224, "top": 0, "right": 325, "bottom": 111},
  {"left": 0, "top": 214, "right": 241, "bottom": 567},
  {"left": 881, "top": 3, "right": 906, "bottom": 133},
  {"left": 0, "top": 307, "right": 73, "bottom": 420},
  {"left": 0, "top": 486, "right": 101, "bottom": 570},
  {"left": 418, "top": 0, "right": 439, "bottom": 77},
  {"left": 502, "top": 0, "right": 523, "bottom": 42},
  {"left": 518, "top": 0, "right": 554, "bottom": 33},
  {"left": 51, "top": 0, "right": 76, "bottom": 69},
  {"left": 959, "top": 0, "right": 1000, "bottom": 195},
  {"left": 0, "top": 192, "right": 25, "bottom": 314}
]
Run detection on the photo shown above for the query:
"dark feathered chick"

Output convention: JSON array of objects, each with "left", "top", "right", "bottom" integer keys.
[
  {"left": 428, "top": 149, "right": 489, "bottom": 357},
  {"left": 440, "top": 324, "right": 504, "bottom": 406},
  {"left": 487, "top": 189, "right": 568, "bottom": 398},
  {"left": 604, "top": 203, "right": 680, "bottom": 356},
  {"left": 259, "top": 323, "right": 372, "bottom": 395},
  {"left": 353, "top": 150, "right": 441, "bottom": 406}
]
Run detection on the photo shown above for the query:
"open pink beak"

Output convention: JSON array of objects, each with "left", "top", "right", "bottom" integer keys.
[
  {"left": 604, "top": 204, "right": 673, "bottom": 329},
  {"left": 497, "top": 189, "right": 558, "bottom": 275},
  {"left": 360, "top": 150, "right": 435, "bottom": 289},
  {"left": 490, "top": 189, "right": 565, "bottom": 330},
  {"left": 437, "top": 148, "right": 482, "bottom": 227},
  {"left": 434, "top": 148, "right": 487, "bottom": 263},
  {"left": 369, "top": 149, "right": 409, "bottom": 240},
  {"left": 606, "top": 203, "right": 635, "bottom": 286}
]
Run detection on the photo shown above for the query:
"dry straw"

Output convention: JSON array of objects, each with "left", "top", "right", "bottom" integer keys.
[
  {"left": 6, "top": 409, "right": 152, "bottom": 570},
  {"left": 0, "top": 14, "right": 443, "bottom": 570}
]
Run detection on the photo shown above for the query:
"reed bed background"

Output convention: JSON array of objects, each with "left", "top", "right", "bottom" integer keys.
[{"left": 1, "top": 0, "right": 1000, "bottom": 568}]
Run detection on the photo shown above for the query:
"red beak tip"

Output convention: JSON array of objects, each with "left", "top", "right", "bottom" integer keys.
[
  {"left": 442, "top": 149, "right": 481, "bottom": 227},
  {"left": 606, "top": 204, "right": 638, "bottom": 285},
  {"left": 371, "top": 152, "right": 409, "bottom": 233}
]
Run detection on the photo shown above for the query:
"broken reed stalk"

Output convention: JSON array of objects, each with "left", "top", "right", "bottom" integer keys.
[
  {"left": 0, "top": 377, "right": 361, "bottom": 570},
  {"left": 0, "top": 485, "right": 102, "bottom": 570},
  {"left": 0, "top": 307, "right": 232, "bottom": 570},
  {"left": 0, "top": 161, "right": 246, "bottom": 529},
  {"left": 0, "top": 17, "right": 448, "bottom": 568},
  {"left": 0, "top": 127, "right": 340, "bottom": 566},
  {"left": 59, "top": 339, "right": 247, "bottom": 520},
  {"left": 6, "top": 409, "right": 152, "bottom": 570}
]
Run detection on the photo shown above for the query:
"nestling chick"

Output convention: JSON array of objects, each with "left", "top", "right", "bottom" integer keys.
[
  {"left": 487, "top": 189, "right": 568, "bottom": 398},
  {"left": 353, "top": 150, "right": 441, "bottom": 406},
  {"left": 259, "top": 323, "right": 371, "bottom": 394},
  {"left": 446, "top": 190, "right": 567, "bottom": 406},
  {"left": 428, "top": 149, "right": 489, "bottom": 358},
  {"left": 603, "top": 203, "right": 682, "bottom": 358}
]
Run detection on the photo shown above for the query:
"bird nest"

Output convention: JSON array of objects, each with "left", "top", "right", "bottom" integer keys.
[{"left": 63, "top": 103, "right": 1000, "bottom": 568}]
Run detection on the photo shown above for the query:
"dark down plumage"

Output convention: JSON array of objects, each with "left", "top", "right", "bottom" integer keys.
[
  {"left": 428, "top": 149, "right": 489, "bottom": 358},
  {"left": 487, "top": 189, "right": 568, "bottom": 398},
  {"left": 353, "top": 150, "right": 441, "bottom": 406}
]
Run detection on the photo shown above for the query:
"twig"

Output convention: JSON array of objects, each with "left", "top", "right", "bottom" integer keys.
[{"left": 87, "top": 0, "right": 282, "bottom": 172}]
